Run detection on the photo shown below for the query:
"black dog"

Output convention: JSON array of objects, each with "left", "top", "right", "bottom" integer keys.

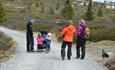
[{"left": 102, "top": 49, "right": 109, "bottom": 60}]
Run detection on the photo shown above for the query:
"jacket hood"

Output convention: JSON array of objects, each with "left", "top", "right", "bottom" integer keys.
[{"left": 67, "top": 24, "right": 74, "bottom": 31}]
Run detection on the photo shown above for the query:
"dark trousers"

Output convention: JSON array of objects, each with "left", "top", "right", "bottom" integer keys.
[
  {"left": 76, "top": 36, "right": 86, "bottom": 59},
  {"left": 26, "top": 34, "right": 34, "bottom": 51},
  {"left": 61, "top": 41, "right": 72, "bottom": 58},
  {"left": 76, "top": 45, "right": 86, "bottom": 59}
]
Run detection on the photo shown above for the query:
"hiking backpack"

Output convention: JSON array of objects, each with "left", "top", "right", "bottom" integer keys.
[{"left": 81, "top": 25, "right": 90, "bottom": 39}]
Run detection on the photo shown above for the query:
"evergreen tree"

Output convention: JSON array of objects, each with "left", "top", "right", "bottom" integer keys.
[
  {"left": 84, "top": 2, "right": 86, "bottom": 6},
  {"left": 85, "top": 0, "right": 94, "bottom": 20},
  {"left": 104, "top": 0, "right": 107, "bottom": 8},
  {"left": 98, "top": 5, "right": 103, "bottom": 17},
  {"left": 61, "top": 0, "right": 75, "bottom": 20},
  {"left": 0, "top": 3, "right": 5, "bottom": 23},
  {"left": 109, "top": 1, "right": 112, "bottom": 10},
  {"left": 50, "top": 8, "right": 55, "bottom": 15},
  {"left": 56, "top": 3, "right": 60, "bottom": 10},
  {"left": 40, "top": 6, "right": 44, "bottom": 13}
]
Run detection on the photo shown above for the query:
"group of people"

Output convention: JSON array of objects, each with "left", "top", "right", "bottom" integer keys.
[
  {"left": 26, "top": 19, "right": 90, "bottom": 60},
  {"left": 26, "top": 20, "right": 52, "bottom": 53},
  {"left": 60, "top": 19, "right": 90, "bottom": 60},
  {"left": 37, "top": 31, "right": 52, "bottom": 53}
]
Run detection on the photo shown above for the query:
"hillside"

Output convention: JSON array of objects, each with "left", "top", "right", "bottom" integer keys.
[{"left": 0, "top": 0, "right": 115, "bottom": 41}]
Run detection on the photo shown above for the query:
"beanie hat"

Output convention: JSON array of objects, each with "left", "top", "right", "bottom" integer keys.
[
  {"left": 38, "top": 32, "right": 41, "bottom": 36},
  {"left": 67, "top": 20, "right": 73, "bottom": 24},
  {"left": 48, "top": 32, "right": 52, "bottom": 36}
]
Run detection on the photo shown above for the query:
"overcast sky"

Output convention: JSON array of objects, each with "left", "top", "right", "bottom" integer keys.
[{"left": 93, "top": 0, "right": 115, "bottom": 2}]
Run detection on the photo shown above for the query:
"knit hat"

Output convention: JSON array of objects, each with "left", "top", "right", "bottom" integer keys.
[
  {"left": 38, "top": 32, "right": 41, "bottom": 36},
  {"left": 48, "top": 32, "right": 52, "bottom": 36},
  {"left": 67, "top": 20, "right": 73, "bottom": 24}
]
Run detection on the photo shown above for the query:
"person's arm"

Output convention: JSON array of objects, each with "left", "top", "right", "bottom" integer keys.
[
  {"left": 77, "top": 26, "right": 82, "bottom": 36},
  {"left": 60, "top": 28, "right": 67, "bottom": 37},
  {"left": 27, "top": 22, "right": 33, "bottom": 34},
  {"left": 42, "top": 37, "right": 44, "bottom": 41},
  {"left": 29, "top": 23, "right": 33, "bottom": 35}
]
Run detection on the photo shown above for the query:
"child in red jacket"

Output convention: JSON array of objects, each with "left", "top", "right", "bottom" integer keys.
[{"left": 37, "top": 33, "right": 44, "bottom": 52}]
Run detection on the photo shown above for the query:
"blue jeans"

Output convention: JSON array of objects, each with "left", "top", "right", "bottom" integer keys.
[{"left": 46, "top": 40, "right": 51, "bottom": 50}]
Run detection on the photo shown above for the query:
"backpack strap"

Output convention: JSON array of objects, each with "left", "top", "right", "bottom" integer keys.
[{"left": 80, "top": 25, "right": 86, "bottom": 36}]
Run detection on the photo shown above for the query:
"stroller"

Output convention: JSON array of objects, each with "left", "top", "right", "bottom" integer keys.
[{"left": 37, "top": 31, "right": 48, "bottom": 52}]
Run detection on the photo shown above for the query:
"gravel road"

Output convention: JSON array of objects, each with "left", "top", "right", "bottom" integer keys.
[{"left": 0, "top": 26, "right": 108, "bottom": 70}]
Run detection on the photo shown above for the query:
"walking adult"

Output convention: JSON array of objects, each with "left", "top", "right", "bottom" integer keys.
[
  {"left": 60, "top": 20, "right": 75, "bottom": 60},
  {"left": 26, "top": 20, "right": 34, "bottom": 52},
  {"left": 75, "top": 19, "right": 90, "bottom": 59}
]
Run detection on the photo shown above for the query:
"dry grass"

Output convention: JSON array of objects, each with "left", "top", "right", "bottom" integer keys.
[
  {"left": 104, "top": 54, "right": 115, "bottom": 70},
  {"left": 86, "top": 40, "right": 115, "bottom": 60},
  {"left": 0, "top": 32, "right": 17, "bottom": 62},
  {"left": 86, "top": 40, "right": 115, "bottom": 70},
  {"left": 0, "top": 41, "right": 17, "bottom": 62}
]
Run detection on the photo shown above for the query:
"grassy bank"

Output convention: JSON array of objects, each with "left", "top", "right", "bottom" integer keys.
[
  {"left": 0, "top": 32, "right": 17, "bottom": 62},
  {"left": 85, "top": 40, "right": 115, "bottom": 70},
  {"left": 88, "top": 16, "right": 115, "bottom": 42}
]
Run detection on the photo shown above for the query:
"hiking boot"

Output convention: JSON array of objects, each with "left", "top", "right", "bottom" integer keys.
[
  {"left": 27, "top": 50, "right": 30, "bottom": 52},
  {"left": 81, "top": 57, "right": 84, "bottom": 60},
  {"left": 27, "top": 49, "right": 30, "bottom": 52},
  {"left": 67, "top": 56, "right": 71, "bottom": 60},
  {"left": 31, "top": 50, "right": 35, "bottom": 52},
  {"left": 62, "top": 57, "right": 65, "bottom": 60}
]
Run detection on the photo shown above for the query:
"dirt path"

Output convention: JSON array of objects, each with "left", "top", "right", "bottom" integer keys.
[{"left": 0, "top": 26, "right": 108, "bottom": 70}]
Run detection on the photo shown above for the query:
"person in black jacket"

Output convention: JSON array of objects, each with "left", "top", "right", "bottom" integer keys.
[{"left": 26, "top": 20, "right": 34, "bottom": 52}]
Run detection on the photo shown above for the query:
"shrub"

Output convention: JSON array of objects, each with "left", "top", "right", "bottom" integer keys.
[
  {"left": 98, "top": 5, "right": 103, "bottom": 17},
  {"left": 0, "top": 32, "right": 12, "bottom": 51},
  {"left": 84, "top": 0, "right": 94, "bottom": 20},
  {"left": 82, "top": 16, "right": 114, "bottom": 42},
  {"left": 0, "top": 3, "right": 5, "bottom": 23},
  {"left": 32, "top": 23, "right": 54, "bottom": 32},
  {"left": 61, "top": 0, "right": 75, "bottom": 20}
]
